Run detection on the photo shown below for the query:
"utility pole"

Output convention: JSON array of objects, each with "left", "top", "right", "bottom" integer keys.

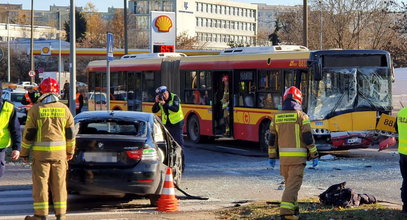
[
  {"left": 58, "top": 10, "right": 62, "bottom": 85},
  {"left": 69, "top": 0, "right": 77, "bottom": 116},
  {"left": 319, "top": 0, "right": 323, "bottom": 50},
  {"left": 7, "top": 10, "right": 10, "bottom": 82},
  {"left": 124, "top": 0, "right": 128, "bottom": 54},
  {"left": 30, "top": 0, "right": 34, "bottom": 84},
  {"left": 303, "top": 0, "right": 308, "bottom": 48}
]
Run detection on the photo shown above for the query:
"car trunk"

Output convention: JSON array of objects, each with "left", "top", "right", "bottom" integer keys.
[{"left": 71, "top": 134, "right": 148, "bottom": 168}]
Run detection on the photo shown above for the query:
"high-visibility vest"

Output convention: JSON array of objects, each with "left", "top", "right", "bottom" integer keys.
[
  {"left": 398, "top": 107, "right": 407, "bottom": 155},
  {"left": 159, "top": 93, "right": 184, "bottom": 125},
  {"left": 75, "top": 93, "right": 81, "bottom": 109},
  {"left": 0, "top": 101, "right": 14, "bottom": 149}
]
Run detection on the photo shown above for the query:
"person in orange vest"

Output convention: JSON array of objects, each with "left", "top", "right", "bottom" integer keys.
[
  {"left": 75, "top": 91, "right": 84, "bottom": 115},
  {"left": 268, "top": 86, "right": 319, "bottom": 220},
  {"left": 21, "top": 77, "right": 75, "bottom": 220},
  {"left": 21, "top": 86, "right": 39, "bottom": 111}
]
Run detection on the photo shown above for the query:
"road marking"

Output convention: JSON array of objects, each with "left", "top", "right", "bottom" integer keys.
[{"left": 215, "top": 145, "right": 250, "bottom": 152}]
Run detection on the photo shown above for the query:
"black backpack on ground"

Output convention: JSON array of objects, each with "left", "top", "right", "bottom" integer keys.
[{"left": 319, "top": 182, "right": 376, "bottom": 207}]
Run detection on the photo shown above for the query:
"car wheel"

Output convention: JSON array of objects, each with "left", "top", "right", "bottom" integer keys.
[
  {"left": 259, "top": 120, "right": 271, "bottom": 153},
  {"left": 187, "top": 115, "right": 201, "bottom": 143},
  {"left": 172, "top": 151, "right": 183, "bottom": 186}
]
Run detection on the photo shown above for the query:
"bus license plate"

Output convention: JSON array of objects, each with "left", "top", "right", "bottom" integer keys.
[
  {"left": 346, "top": 137, "right": 361, "bottom": 144},
  {"left": 84, "top": 152, "right": 117, "bottom": 163}
]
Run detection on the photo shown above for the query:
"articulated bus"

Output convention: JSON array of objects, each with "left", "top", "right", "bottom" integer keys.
[{"left": 86, "top": 46, "right": 394, "bottom": 151}]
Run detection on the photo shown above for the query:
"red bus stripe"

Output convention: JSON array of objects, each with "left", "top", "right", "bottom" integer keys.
[{"left": 180, "top": 59, "right": 307, "bottom": 70}]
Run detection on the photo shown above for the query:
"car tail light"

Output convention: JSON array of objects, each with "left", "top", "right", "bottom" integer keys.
[{"left": 126, "top": 149, "right": 143, "bottom": 159}]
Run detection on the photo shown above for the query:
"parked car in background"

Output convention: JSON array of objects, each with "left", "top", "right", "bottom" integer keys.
[
  {"left": 1, "top": 88, "right": 28, "bottom": 124},
  {"left": 68, "top": 111, "right": 183, "bottom": 205}
]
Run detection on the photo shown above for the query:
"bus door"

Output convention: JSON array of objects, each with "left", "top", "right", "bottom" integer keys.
[
  {"left": 161, "top": 59, "right": 181, "bottom": 95},
  {"left": 212, "top": 71, "right": 232, "bottom": 136},
  {"left": 127, "top": 71, "right": 142, "bottom": 111},
  {"left": 283, "top": 69, "right": 309, "bottom": 109}
]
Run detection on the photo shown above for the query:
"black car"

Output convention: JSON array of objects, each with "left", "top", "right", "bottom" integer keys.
[{"left": 68, "top": 111, "right": 183, "bottom": 205}]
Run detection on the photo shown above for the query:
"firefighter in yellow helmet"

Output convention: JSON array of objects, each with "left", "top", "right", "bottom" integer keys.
[
  {"left": 268, "top": 86, "right": 319, "bottom": 220},
  {"left": 21, "top": 77, "right": 75, "bottom": 220}
]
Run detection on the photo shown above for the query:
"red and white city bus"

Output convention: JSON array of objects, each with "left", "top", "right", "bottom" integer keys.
[{"left": 87, "top": 46, "right": 394, "bottom": 151}]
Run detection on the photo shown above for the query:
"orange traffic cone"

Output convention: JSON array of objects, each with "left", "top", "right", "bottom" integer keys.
[{"left": 157, "top": 167, "right": 179, "bottom": 211}]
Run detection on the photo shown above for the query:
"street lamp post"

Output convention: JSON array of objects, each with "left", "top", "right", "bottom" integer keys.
[
  {"left": 69, "top": 0, "right": 77, "bottom": 115},
  {"left": 7, "top": 11, "right": 10, "bottom": 83},
  {"left": 124, "top": 0, "right": 128, "bottom": 54},
  {"left": 30, "top": 0, "right": 34, "bottom": 84},
  {"left": 303, "top": 0, "right": 308, "bottom": 47},
  {"left": 58, "top": 10, "right": 63, "bottom": 86}
]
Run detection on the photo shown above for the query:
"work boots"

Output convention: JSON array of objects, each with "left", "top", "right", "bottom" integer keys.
[
  {"left": 24, "top": 215, "right": 47, "bottom": 220},
  {"left": 280, "top": 215, "right": 299, "bottom": 220},
  {"left": 56, "top": 214, "right": 67, "bottom": 220}
]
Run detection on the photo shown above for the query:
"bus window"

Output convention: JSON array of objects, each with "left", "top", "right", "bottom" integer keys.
[
  {"left": 258, "top": 70, "right": 282, "bottom": 109},
  {"left": 284, "top": 70, "right": 297, "bottom": 89},
  {"left": 142, "top": 71, "right": 155, "bottom": 102},
  {"left": 183, "top": 71, "right": 211, "bottom": 105},
  {"left": 234, "top": 70, "right": 255, "bottom": 107}
]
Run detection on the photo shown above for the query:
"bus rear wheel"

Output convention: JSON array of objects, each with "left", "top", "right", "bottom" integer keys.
[{"left": 188, "top": 115, "right": 201, "bottom": 143}]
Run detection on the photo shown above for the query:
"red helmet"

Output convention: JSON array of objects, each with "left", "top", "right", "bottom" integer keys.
[
  {"left": 222, "top": 75, "right": 229, "bottom": 82},
  {"left": 40, "top": 77, "right": 60, "bottom": 94},
  {"left": 283, "top": 86, "right": 302, "bottom": 104}
]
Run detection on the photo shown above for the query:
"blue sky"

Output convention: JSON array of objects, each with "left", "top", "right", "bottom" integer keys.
[{"left": 0, "top": 0, "right": 304, "bottom": 12}]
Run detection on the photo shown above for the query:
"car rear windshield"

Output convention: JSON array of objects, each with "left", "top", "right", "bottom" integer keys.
[
  {"left": 78, "top": 120, "right": 146, "bottom": 136},
  {"left": 11, "top": 93, "right": 24, "bottom": 102}
]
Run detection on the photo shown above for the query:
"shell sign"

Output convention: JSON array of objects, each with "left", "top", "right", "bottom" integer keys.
[
  {"left": 150, "top": 11, "right": 175, "bottom": 52},
  {"left": 41, "top": 46, "right": 52, "bottom": 56},
  {"left": 155, "top": 15, "right": 173, "bottom": 32}
]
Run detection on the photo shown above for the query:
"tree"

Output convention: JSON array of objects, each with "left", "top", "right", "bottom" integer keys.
[
  {"left": 227, "top": 41, "right": 245, "bottom": 48},
  {"left": 176, "top": 32, "right": 199, "bottom": 49},
  {"left": 268, "top": 19, "right": 282, "bottom": 45},
  {"left": 80, "top": 3, "right": 106, "bottom": 48},
  {"left": 64, "top": 10, "right": 87, "bottom": 43},
  {"left": 107, "top": 9, "right": 125, "bottom": 49}
]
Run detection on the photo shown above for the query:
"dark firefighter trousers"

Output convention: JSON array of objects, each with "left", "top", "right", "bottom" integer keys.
[
  {"left": 280, "top": 163, "right": 305, "bottom": 216},
  {"left": 400, "top": 153, "right": 407, "bottom": 207},
  {"left": 32, "top": 159, "right": 68, "bottom": 216}
]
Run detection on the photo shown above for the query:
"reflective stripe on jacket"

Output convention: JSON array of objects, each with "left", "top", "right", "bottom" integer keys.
[
  {"left": 159, "top": 93, "right": 184, "bottom": 125},
  {"left": 398, "top": 107, "right": 407, "bottom": 155},
  {"left": 21, "top": 100, "right": 75, "bottom": 160},
  {"left": 269, "top": 110, "right": 317, "bottom": 165},
  {"left": 0, "top": 101, "right": 14, "bottom": 148}
]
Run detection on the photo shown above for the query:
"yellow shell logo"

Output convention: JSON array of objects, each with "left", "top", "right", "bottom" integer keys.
[
  {"left": 42, "top": 47, "right": 50, "bottom": 54},
  {"left": 155, "top": 15, "right": 173, "bottom": 32}
]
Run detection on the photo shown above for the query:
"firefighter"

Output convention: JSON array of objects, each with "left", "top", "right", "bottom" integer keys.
[
  {"left": 221, "top": 75, "right": 230, "bottom": 136},
  {"left": 21, "top": 86, "right": 40, "bottom": 111},
  {"left": 268, "top": 86, "right": 319, "bottom": 220},
  {"left": 152, "top": 86, "right": 185, "bottom": 169},
  {"left": 0, "top": 89, "right": 21, "bottom": 179},
  {"left": 21, "top": 77, "right": 75, "bottom": 220}
]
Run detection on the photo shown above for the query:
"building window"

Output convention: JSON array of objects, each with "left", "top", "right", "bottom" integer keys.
[
  {"left": 226, "top": 6, "right": 229, "bottom": 15},
  {"left": 221, "top": 6, "right": 224, "bottom": 14}
]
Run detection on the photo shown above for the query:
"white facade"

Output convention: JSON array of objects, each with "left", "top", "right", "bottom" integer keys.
[
  {"left": 129, "top": 0, "right": 258, "bottom": 49},
  {"left": 0, "top": 23, "right": 62, "bottom": 42}
]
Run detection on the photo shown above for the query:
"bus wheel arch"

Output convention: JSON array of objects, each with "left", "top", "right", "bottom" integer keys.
[
  {"left": 259, "top": 119, "right": 271, "bottom": 153},
  {"left": 187, "top": 113, "right": 201, "bottom": 143},
  {"left": 112, "top": 106, "right": 122, "bottom": 111}
]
